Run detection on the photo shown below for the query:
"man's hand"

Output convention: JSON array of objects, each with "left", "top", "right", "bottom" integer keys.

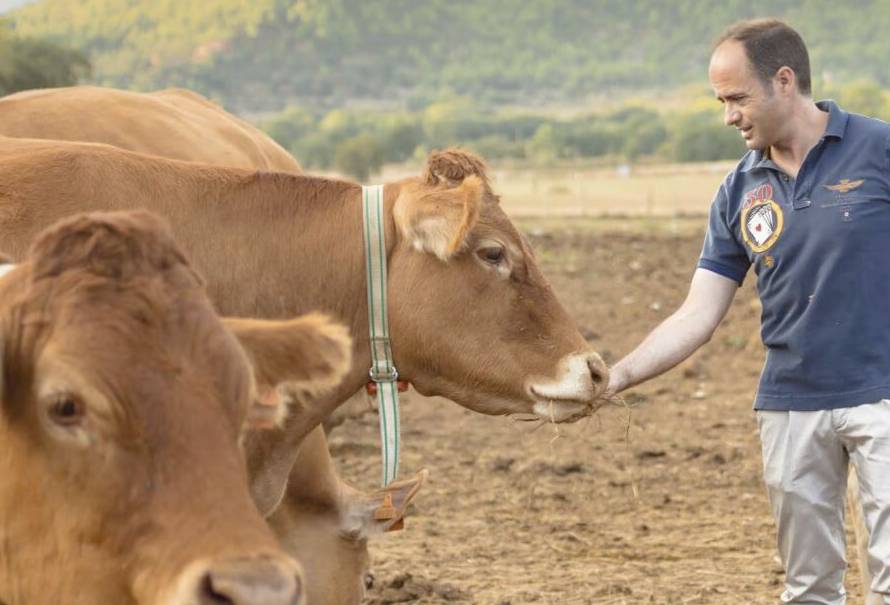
[{"left": 604, "top": 364, "right": 630, "bottom": 397}]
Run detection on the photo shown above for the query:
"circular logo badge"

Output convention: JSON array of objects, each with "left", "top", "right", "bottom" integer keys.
[{"left": 741, "top": 199, "right": 784, "bottom": 253}]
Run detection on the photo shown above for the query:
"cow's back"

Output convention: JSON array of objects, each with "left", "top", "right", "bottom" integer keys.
[{"left": 0, "top": 86, "right": 301, "bottom": 173}]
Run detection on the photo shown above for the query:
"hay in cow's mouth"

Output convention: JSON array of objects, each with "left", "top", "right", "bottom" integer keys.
[{"left": 510, "top": 393, "right": 627, "bottom": 424}]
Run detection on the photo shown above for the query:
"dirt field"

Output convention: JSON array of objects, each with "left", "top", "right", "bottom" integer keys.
[
  {"left": 379, "top": 161, "right": 736, "bottom": 218},
  {"left": 331, "top": 217, "right": 870, "bottom": 605}
]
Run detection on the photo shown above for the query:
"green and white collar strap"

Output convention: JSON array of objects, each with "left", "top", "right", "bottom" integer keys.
[{"left": 362, "top": 184, "right": 400, "bottom": 487}]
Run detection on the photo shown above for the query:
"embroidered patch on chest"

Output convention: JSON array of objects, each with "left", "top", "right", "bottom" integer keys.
[
  {"left": 823, "top": 178, "right": 864, "bottom": 194},
  {"left": 741, "top": 183, "right": 784, "bottom": 253}
]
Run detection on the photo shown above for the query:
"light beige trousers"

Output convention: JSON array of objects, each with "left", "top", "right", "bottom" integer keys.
[{"left": 757, "top": 400, "right": 890, "bottom": 605}]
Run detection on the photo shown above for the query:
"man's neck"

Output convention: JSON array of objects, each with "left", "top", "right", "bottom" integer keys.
[{"left": 768, "top": 99, "right": 830, "bottom": 178}]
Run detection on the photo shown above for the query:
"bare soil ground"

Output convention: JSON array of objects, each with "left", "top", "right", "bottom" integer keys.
[
  {"left": 380, "top": 161, "right": 735, "bottom": 218},
  {"left": 332, "top": 217, "right": 869, "bottom": 605}
]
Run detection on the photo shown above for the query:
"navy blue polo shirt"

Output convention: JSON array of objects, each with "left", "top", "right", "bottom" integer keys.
[{"left": 699, "top": 101, "right": 890, "bottom": 411}]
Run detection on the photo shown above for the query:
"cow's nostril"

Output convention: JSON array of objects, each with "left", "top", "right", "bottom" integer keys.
[
  {"left": 586, "top": 354, "right": 608, "bottom": 388},
  {"left": 201, "top": 573, "right": 236, "bottom": 605},
  {"left": 198, "top": 559, "right": 301, "bottom": 605}
]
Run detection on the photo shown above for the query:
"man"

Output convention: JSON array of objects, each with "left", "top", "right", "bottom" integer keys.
[{"left": 606, "top": 18, "right": 890, "bottom": 605}]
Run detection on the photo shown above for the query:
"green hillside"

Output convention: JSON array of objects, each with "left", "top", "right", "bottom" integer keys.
[
  {"left": 0, "top": 18, "right": 90, "bottom": 95},
  {"left": 10, "top": 0, "right": 890, "bottom": 112}
]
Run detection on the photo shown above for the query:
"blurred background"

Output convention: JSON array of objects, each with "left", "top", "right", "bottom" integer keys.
[
  {"left": 3, "top": 0, "right": 889, "bottom": 215},
  {"left": 4, "top": 4, "right": 886, "bottom": 602}
]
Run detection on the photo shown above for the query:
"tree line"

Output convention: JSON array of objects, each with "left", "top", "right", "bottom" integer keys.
[
  {"left": 260, "top": 80, "right": 890, "bottom": 180},
  {"left": 0, "top": 19, "right": 90, "bottom": 95},
  {"left": 9, "top": 0, "right": 890, "bottom": 112}
]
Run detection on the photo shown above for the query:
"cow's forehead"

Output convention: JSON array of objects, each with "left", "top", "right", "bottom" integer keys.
[
  {"left": 37, "top": 271, "right": 198, "bottom": 348},
  {"left": 4, "top": 267, "right": 251, "bottom": 421},
  {"left": 475, "top": 201, "right": 531, "bottom": 251},
  {"left": 56, "top": 281, "right": 246, "bottom": 377}
]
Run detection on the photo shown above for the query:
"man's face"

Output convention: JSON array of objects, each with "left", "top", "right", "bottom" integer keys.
[{"left": 709, "top": 40, "right": 786, "bottom": 151}]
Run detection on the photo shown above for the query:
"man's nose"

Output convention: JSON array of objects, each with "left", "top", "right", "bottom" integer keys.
[{"left": 724, "top": 105, "right": 740, "bottom": 126}]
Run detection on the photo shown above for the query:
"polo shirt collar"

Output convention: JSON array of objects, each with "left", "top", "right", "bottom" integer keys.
[
  {"left": 816, "top": 99, "right": 848, "bottom": 140},
  {"left": 740, "top": 99, "right": 849, "bottom": 173}
]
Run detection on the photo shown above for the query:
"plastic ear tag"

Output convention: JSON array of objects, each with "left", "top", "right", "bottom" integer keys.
[
  {"left": 374, "top": 492, "right": 397, "bottom": 521},
  {"left": 385, "top": 518, "right": 405, "bottom": 532}
]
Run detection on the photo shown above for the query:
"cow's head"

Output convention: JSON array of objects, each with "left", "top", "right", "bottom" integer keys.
[
  {"left": 0, "top": 211, "right": 351, "bottom": 605},
  {"left": 388, "top": 149, "right": 608, "bottom": 422},
  {"left": 268, "top": 427, "right": 427, "bottom": 605}
]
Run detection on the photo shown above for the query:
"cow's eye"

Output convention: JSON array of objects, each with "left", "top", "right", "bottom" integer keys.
[
  {"left": 477, "top": 246, "right": 505, "bottom": 265},
  {"left": 48, "top": 394, "right": 85, "bottom": 426}
]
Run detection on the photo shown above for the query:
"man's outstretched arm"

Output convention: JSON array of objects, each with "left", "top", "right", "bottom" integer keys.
[{"left": 607, "top": 268, "right": 739, "bottom": 395}]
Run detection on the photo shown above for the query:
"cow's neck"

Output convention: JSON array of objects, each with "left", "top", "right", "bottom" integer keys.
[{"left": 176, "top": 172, "right": 402, "bottom": 434}]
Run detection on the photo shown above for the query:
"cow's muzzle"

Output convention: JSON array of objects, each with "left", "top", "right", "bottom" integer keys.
[
  {"left": 527, "top": 352, "right": 609, "bottom": 422},
  {"left": 189, "top": 554, "right": 303, "bottom": 605}
]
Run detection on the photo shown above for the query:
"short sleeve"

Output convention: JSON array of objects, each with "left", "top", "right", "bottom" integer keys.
[{"left": 697, "top": 185, "right": 750, "bottom": 285}]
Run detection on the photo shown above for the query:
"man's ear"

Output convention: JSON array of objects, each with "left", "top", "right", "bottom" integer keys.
[
  {"left": 393, "top": 175, "right": 482, "bottom": 260},
  {"left": 224, "top": 313, "right": 353, "bottom": 429},
  {"left": 774, "top": 65, "right": 795, "bottom": 95}
]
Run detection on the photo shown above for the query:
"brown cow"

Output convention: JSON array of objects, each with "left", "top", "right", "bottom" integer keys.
[
  {"left": 0, "top": 84, "right": 370, "bottom": 427},
  {"left": 0, "top": 136, "right": 608, "bottom": 457},
  {"left": 0, "top": 86, "right": 302, "bottom": 173},
  {"left": 0, "top": 85, "right": 423, "bottom": 605},
  {"left": 0, "top": 210, "right": 353, "bottom": 605},
  {"left": 0, "top": 137, "right": 608, "bottom": 421},
  {"left": 0, "top": 136, "right": 608, "bottom": 599}
]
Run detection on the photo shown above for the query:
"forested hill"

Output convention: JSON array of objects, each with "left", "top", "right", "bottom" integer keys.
[{"left": 10, "top": 0, "right": 890, "bottom": 113}]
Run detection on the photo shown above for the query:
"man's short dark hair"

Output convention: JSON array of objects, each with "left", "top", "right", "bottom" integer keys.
[{"left": 715, "top": 18, "right": 812, "bottom": 96}]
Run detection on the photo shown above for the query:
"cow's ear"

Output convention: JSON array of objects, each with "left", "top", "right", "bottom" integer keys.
[
  {"left": 224, "top": 313, "right": 353, "bottom": 429},
  {"left": 424, "top": 148, "right": 490, "bottom": 187},
  {"left": 393, "top": 176, "right": 482, "bottom": 260},
  {"left": 340, "top": 469, "right": 428, "bottom": 540}
]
